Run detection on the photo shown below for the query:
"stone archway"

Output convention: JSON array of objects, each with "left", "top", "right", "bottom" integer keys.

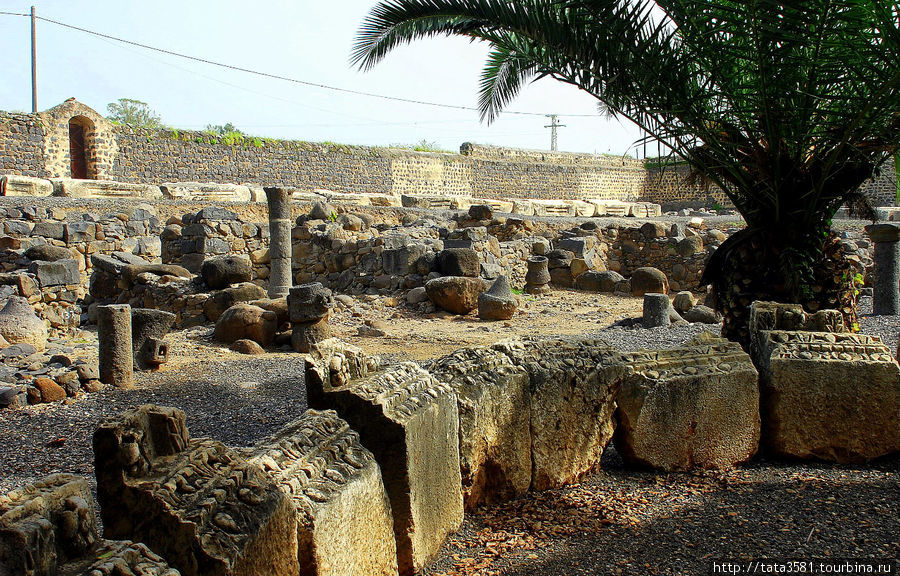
[{"left": 68, "top": 115, "right": 94, "bottom": 179}]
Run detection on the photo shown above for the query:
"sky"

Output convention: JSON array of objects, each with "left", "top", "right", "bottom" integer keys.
[{"left": 0, "top": 1, "right": 645, "bottom": 155}]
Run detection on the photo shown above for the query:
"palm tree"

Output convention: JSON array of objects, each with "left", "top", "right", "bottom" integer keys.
[{"left": 352, "top": 0, "right": 899, "bottom": 346}]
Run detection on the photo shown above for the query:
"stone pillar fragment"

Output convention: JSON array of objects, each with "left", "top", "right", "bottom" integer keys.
[
  {"left": 524, "top": 256, "right": 551, "bottom": 295},
  {"left": 131, "top": 308, "right": 176, "bottom": 370},
  {"left": 865, "top": 223, "right": 900, "bottom": 315},
  {"left": 289, "top": 283, "right": 334, "bottom": 353},
  {"left": 94, "top": 405, "right": 299, "bottom": 576},
  {"left": 243, "top": 409, "right": 398, "bottom": 576},
  {"left": 264, "top": 187, "right": 293, "bottom": 299},
  {"left": 97, "top": 304, "right": 133, "bottom": 388},
  {"left": 642, "top": 293, "right": 670, "bottom": 328},
  {"left": 307, "top": 362, "right": 462, "bottom": 575}
]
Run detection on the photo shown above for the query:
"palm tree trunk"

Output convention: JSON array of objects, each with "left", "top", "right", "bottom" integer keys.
[{"left": 708, "top": 228, "right": 862, "bottom": 349}]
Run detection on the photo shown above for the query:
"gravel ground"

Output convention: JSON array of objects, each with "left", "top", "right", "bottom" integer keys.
[
  {"left": 0, "top": 353, "right": 307, "bottom": 495},
  {"left": 0, "top": 295, "right": 897, "bottom": 575}
]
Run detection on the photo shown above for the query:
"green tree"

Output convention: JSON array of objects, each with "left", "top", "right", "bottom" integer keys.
[
  {"left": 353, "top": 0, "right": 899, "bottom": 345},
  {"left": 204, "top": 123, "right": 242, "bottom": 136},
  {"left": 106, "top": 98, "right": 163, "bottom": 129}
]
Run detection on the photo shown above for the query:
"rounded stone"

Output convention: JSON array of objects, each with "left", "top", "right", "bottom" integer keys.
[
  {"left": 231, "top": 339, "right": 266, "bottom": 355},
  {"left": 24, "top": 244, "right": 73, "bottom": 262},
  {"left": 201, "top": 255, "right": 252, "bottom": 289},
  {"left": 575, "top": 270, "right": 624, "bottom": 293},
  {"left": 203, "top": 282, "right": 268, "bottom": 322},
  {"left": 214, "top": 304, "right": 277, "bottom": 346},
  {"left": 672, "top": 291, "right": 697, "bottom": 313},
  {"left": 631, "top": 267, "right": 669, "bottom": 296},
  {"left": 425, "top": 276, "right": 487, "bottom": 315},
  {"left": 0, "top": 296, "right": 48, "bottom": 351},
  {"left": 468, "top": 204, "right": 494, "bottom": 220}
]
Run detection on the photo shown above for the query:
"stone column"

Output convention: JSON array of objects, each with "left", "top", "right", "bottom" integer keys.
[
  {"left": 264, "top": 186, "right": 293, "bottom": 299},
  {"left": 642, "top": 293, "right": 671, "bottom": 328},
  {"left": 865, "top": 223, "right": 900, "bottom": 315},
  {"left": 524, "top": 256, "right": 551, "bottom": 295},
  {"left": 98, "top": 304, "right": 133, "bottom": 388}
]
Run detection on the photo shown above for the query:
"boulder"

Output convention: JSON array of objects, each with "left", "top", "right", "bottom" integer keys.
[
  {"left": 425, "top": 276, "right": 487, "bottom": 315},
  {"left": 437, "top": 248, "right": 480, "bottom": 277},
  {"left": 672, "top": 291, "right": 697, "bottom": 313},
  {"left": 606, "top": 334, "right": 760, "bottom": 471},
  {"left": 468, "top": 204, "right": 493, "bottom": 220},
  {"left": 203, "top": 282, "right": 268, "bottom": 322},
  {"left": 478, "top": 275, "right": 518, "bottom": 321},
  {"left": 121, "top": 263, "right": 192, "bottom": 285},
  {"left": 0, "top": 296, "right": 47, "bottom": 351},
  {"left": 631, "top": 266, "right": 669, "bottom": 296},
  {"left": 309, "top": 201, "right": 336, "bottom": 221},
  {"left": 676, "top": 235, "right": 704, "bottom": 256},
  {"left": 23, "top": 244, "right": 73, "bottom": 262},
  {"left": 683, "top": 304, "right": 721, "bottom": 324},
  {"left": 32, "top": 376, "right": 66, "bottom": 403},
  {"left": 640, "top": 222, "right": 669, "bottom": 239},
  {"left": 201, "top": 255, "right": 252, "bottom": 289},
  {"left": 549, "top": 267, "right": 574, "bottom": 288},
  {"left": 575, "top": 270, "right": 624, "bottom": 292},
  {"left": 251, "top": 297, "right": 290, "bottom": 326},
  {"left": 232, "top": 339, "right": 266, "bottom": 355},
  {"left": 214, "top": 303, "right": 277, "bottom": 346}
]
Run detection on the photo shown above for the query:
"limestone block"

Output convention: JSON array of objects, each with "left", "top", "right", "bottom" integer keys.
[
  {"left": 52, "top": 178, "right": 162, "bottom": 200},
  {"left": 308, "top": 363, "right": 462, "bottom": 575},
  {"left": 160, "top": 182, "right": 251, "bottom": 202},
  {"left": 68, "top": 540, "right": 181, "bottom": 576},
  {"left": 493, "top": 337, "right": 619, "bottom": 490},
  {"left": 425, "top": 347, "right": 532, "bottom": 508},
  {"left": 0, "top": 175, "right": 53, "bottom": 197},
  {"left": 242, "top": 410, "right": 398, "bottom": 576},
  {"left": 754, "top": 330, "right": 900, "bottom": 463},
  {"left": 425, "top": 276, "right": 486, "bottom": 315},
  {"left": 607, "top": 334, "right": 760, "bottom": 471},
  {"left": 304, "top": 339, "right": 382, "bottom": 406},
  {"left": 0, "top": 473, "right": 98, "bottom": 575},
  {"left": 94, "top": 405, "right": 299, "bottom": 576}
]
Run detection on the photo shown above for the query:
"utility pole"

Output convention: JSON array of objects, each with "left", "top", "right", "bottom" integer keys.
[
  {"left": 544, "top": 114, "right": 565, "bottom": 151},
  {"left": 31, "top": 6, "right": 37, "bottom": 113}
]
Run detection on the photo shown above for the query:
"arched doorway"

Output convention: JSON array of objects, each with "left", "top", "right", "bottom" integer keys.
[{"left": 68, "top": 116, "right": 94, "bottom": 179}]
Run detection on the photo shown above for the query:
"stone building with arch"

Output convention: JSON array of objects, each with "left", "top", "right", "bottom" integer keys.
[{"left": 36, "top": 98, "right": 117, "bottom": 180}]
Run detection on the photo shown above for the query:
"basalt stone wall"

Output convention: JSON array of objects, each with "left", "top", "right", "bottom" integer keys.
[
  {"left": 0, "top": 112, "right": 47, "bottom": 178},
  {"left": 2, "top": 103, "right": 897, "bottom": 207}
]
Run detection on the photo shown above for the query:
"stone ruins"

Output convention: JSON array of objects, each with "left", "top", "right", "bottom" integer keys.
[{"left": 1, "top": 99, "right": 898, "bottom": 575}]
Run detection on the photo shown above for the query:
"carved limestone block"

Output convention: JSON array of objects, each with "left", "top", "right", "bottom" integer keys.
[
  {"left": 0, "top": 474, "right": 98, "bottom": 576},
  {"left": 303, "top": 338, "right": 381, "bottom": 405},
  {"left": 493, "top": 337, "right": 619, "bottom": 490},
  {"left": 93, "top": 405, "right": 298, "bottom": 576},
  {"left": 755, "top": 330, "right": 900, "bottom": 463},
  {"left": 310, "top": 363, "right": 462, "bottom": 575},
  {"left": 603, "top": 333, "right": 760, "bottom": 471},
  {"left": 65, "top": 540, "right": 181, "bottom": 576},
  {"left": 242, "top": 409, "right": 397, "bottom": 576},
  {"left": 425, "top": 346, "right": 531, "bottom": 508}
]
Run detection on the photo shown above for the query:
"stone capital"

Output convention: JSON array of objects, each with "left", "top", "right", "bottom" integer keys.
[{"left": 864, "top": 223, "right": 900, "bottom": 243}]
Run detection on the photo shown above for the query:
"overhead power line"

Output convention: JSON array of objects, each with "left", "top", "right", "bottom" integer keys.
[{"left": 1, "top": 11, "right": 601, "bottom": 118}]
